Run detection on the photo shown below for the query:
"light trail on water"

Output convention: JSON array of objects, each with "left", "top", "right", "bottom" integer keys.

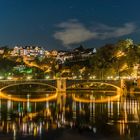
[
  {"left": 72, "top": 89, "right": 122, "bottom": 103},
  {"left": 0, "top": 91, "right": 57, "bottom": 102}
]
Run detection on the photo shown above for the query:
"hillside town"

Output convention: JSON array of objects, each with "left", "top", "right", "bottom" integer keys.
[{"left": 0, "top": 39, "right": 140, "bottom": 82}]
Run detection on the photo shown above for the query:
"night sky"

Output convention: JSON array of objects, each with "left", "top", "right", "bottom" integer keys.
[{"left": 0, "top": 0, "right": 140, "bottom": 50}]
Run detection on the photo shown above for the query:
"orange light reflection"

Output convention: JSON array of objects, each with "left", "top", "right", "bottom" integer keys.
[
  {"left": 0, "top": 91, "right": 57, "bottom": 102},
  {"left": 72, "top": 91, "right": 121, "bottom": 103}
]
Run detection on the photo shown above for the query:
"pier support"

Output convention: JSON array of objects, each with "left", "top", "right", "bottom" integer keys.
[
  {"left": 56, "top": 78, "right": 66, "bottom": 113},
  {"left": 120, "top": 79, "right": 127, "bottom": 95},
  {"left": 57, "top": 78, "right": 66, "bottom": 92}
]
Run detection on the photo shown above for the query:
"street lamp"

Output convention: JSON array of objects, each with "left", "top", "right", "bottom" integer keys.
[
  {"left": 0, "top": 76, "right": 4, "bottom": 80},
  {"left": 26, "top": 76, "right": 32, "bottom": 80},
  {"left": 7, "top": 76, "right": 13, "bottom": 80},
  {"left": 45, "top": 75, "right": 50, "bottom": 80}
]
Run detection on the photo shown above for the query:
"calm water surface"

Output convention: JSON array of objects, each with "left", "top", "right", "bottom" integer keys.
[{"left": 0, "top": 90, "right": 140, "bottom": 140}]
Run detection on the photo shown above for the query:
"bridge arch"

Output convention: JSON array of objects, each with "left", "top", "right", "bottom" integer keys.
[
  {"left": 0, "top": 82, "right": 57, "bottom": 102},
  {"left": 67, "top": 81, "right": 121, "bottom": 91},
  {"left": 70, "top": 81, "right": 122, "bottom": 103},
  {"left": 0, "top": 82, "right": 56, "bottom": 92}
]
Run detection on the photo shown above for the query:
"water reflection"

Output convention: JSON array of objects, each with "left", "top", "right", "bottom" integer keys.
[{"left": 0, "top": 91, "right": 140, "bottom": 139}]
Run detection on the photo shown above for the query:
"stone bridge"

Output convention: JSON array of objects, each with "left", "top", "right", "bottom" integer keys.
[
  {"left": 0, "top": 79, "right": 56, "bottom": 91},
  {"left": 66, "top": 79, "right": 123, "bottom": 89},
  {"left": 0, "top": 79, "right": 125, "bottom": 92},
  {"left": 0, "top": 79, "right": 125, "bottom": 106}
]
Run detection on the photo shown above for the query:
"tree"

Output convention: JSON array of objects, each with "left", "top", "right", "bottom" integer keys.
[
  {"left": 90, "top": 44, "right": 116, "bottom": 79},
  {"left": 70, "top": 65, "right": 81, "bottom": 78}
]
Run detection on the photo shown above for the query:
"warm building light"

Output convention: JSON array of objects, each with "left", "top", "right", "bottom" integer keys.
[
  {"left": 7, "top": 76, "right": 12, "bottom": 80},
  {"left": 0, "top": 76, "right": 4, "bottom": 80},
  {"left": 26, "top": 76, "right": 32, "bottom": 80},
  {"left": 45, "top": 75, "right": 50, "bottom": 79}
]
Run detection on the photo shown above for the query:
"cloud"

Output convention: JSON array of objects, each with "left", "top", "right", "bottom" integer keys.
[
  {"left": 97, "top": 23, "right": 136, "bottom": 39},
  {"left": 54, "top": 20, "right": 136, "bottom": 46},
  {"left": 54, "top": 20, "right": 97, "bottom": 46}
]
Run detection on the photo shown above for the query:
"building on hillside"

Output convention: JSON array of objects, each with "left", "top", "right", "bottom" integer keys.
[
  {"left": 0, "top": 49, "right": 4, "bottom": 54},
  {"left": 50, "top": 50, "right": 58, "bottom": 57},
  {"left": 11, "top": 46, "right": 45, "bottom": 57}
]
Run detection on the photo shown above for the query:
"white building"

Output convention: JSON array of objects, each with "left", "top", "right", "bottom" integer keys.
[{"left": 11, "top": 46, "right": 45, "bottom": 57}]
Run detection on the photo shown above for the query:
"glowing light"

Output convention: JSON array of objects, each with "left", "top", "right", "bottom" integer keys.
[
  {"left": 72, "top": 86, "right": 122, "bottom": 103},
  {"left": 120, "top": 63, "right": 128, "bottom": 72},
  {"left": 79, "top": 75, "right": 82, "bottom": 79},
  {"left": 7, "top": 76, "right": 12, "bottom": 80},
  {"left": 73, "top": 93, "right": 121, "bottom": 103},
  {"left": 0, "top": 76, "right": 4, "bottom": 80},
  {"left": 67, "top": 81, "right": 121, "bottom": 91},
  {"left": 7, "top": 95, "right": 12, "bottom": 110},
  {"left": 45, "top": 75, "right": 50, "bottom": 79},
  {"left": 0, "top": 82, "right": 56, "bottom": 92},
  {"left": 26, "top": 76, "right": 32, "bottom": 80},
  {"left": 114, "top": 76, "right": 119, "bottom": 80},
  {"left": 116, "top": 51, "right": 126, "bottom": 58},
  {"left": 23, "top": 56, "right": 51, "bottom": 72},
  {"left": 73, "top": 76, "right": 77, "bottom": 79},
  {"left": 73, "top": 94, "right": 120, "bottom": 103},
  {"left": 89, "top": 76, "right": 96, "bottom": 79},
  {"left": 13, "top": 123, "right": 16, "bottom": 137},
  {"left": 61, "top": 69, "right": 70, "bottom": 74},
  {"left": 27, "top": 94, "right": 30, "bottom": 112},
  {"left": 0, "top": 91, "right": 58, "bottom": 102}
]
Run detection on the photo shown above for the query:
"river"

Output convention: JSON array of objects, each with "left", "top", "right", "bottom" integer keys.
[{"left": 0, "top": 90, "right": 140, "bottom": 140}]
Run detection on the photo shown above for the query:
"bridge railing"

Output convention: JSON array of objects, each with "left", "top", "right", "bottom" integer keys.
[
  {"left": 66, "top": 79, "right": 121, "bottom": 88},
  {"left": 0, "top": 79, "right": 57, "bottom": 89}
]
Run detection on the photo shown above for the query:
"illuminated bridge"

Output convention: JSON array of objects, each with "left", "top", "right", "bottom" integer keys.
[
  {"left": 0, "top": 79, "right": 124, "bottom": 103},
  {"left": 0, "top": 79, "right": 57, "bottom": 102},
  {"left": 66, "top": 79, "right": 124, "bottom": 90},
  {"left": 0, "top": 79, "right": 124, "bottom": 92}
]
